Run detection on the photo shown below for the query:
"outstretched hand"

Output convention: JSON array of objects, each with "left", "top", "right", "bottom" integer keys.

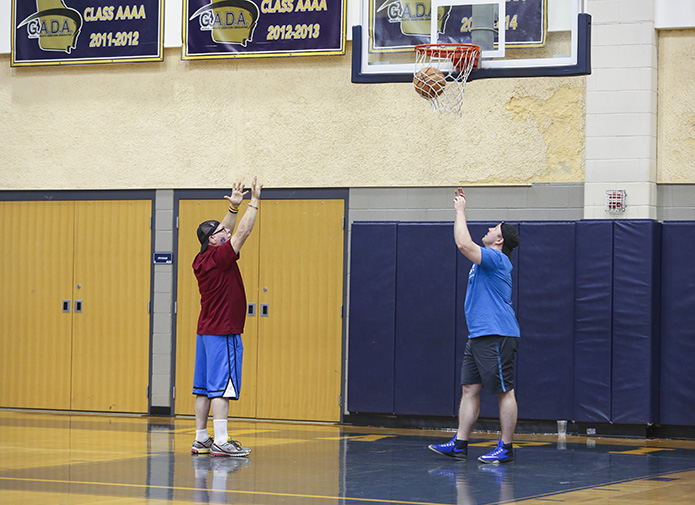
[
  {"left": 250, "top": 176, "right": 263, "bottom": 200},
  {"left": 454, "top": 187, "right": 467, "bottom": 211},
  {"left": 224, "top": 181, "right": 248, "bottom": 207}
]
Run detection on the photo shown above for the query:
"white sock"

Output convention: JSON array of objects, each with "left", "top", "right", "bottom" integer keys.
[
  {"left": 196, "top": 429, "right": 209, "bottom": 443},
  {"left": 213, "top": 419, "right": 228, "bottom": 445}
]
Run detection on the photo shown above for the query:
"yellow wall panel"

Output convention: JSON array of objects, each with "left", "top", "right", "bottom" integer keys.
[
  {"left": 175, "top": 200, "right": 260, "bottom": 417},
  {"left": 176, "top": 198, "right": 344, "bottom": 422},
  {"left": 0, "top": 202, "right": 74, "bottom": 409},
  {"left": 70, "top": 201, "right": 152, "bottom": 413},
  {"left": 256, "top": 200, "right": 344, "bottom": 422}
]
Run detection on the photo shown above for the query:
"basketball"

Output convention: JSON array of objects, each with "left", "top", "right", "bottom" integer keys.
[{"left": 413, "top": 67, "right": 447, "bottom": 99}]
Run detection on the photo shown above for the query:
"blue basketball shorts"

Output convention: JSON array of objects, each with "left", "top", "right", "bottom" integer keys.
[
  {"left": 461, "top": 335, "right": 519, "bottom": 394},
  {"left": 193, "top": 334, "right": 244, "bottom": 399}
]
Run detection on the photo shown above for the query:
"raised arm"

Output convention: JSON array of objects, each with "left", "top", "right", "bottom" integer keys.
[
  {"left": 453, "top": 188, "right": 482, "bottom": 265},
  {"left": 220, "top": 181, "right": 247, "bottom": 232},
  {"left": 231, "top": 176, "right": 263, "bottom": 254}
]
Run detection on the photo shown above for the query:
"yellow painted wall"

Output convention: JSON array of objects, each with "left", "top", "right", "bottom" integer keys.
[
  {"left": 0, "top": 44, "right": 586, "bottom": 189},
  {"left": 657, "top": 30, "right": 695, "bottom": 183}
]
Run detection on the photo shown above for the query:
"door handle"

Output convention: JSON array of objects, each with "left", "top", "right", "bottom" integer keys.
[
  {"left": 248, "top": 303, "right": 256, "bottom": 316},
  {"left": 260, "top": 303, "right": 269, "bottom": 317},
  {"left": 75, "top": 300, "right": 83, "bottom": 313},
  {"left": 62, "top": 300, "right": 71, "bottom": 313}
]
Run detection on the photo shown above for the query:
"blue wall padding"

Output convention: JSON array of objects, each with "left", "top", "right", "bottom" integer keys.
[
  {"left": 660, "top": 222, "right": 695, "bottom": 425},
  {"left": 516, "top": 222, "right": 576, "bottom": 420},
  {"left": 455, "top": 223, "right": 503, "bottom": 418},
  {"left": 573, "top": 221, "right": 613, "bottom": 422},
  {"left": 347, "top": 223, "right": 398, "bottom": 414},
  {"left": 347, "top": 219, "right": 694, "bottom": 428},
  {"left": 611, "top": 221, "right": 661, "bottom": 424},
  {"left": 394, "top": 223, "right": 458, "bottom": 416}
]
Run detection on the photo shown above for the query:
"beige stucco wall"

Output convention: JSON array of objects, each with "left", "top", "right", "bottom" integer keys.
[
  {"left": 657, "top": 29, "right": 695, "bottom": 184},
  {"left": 1, "top": 44, "right": 585, "bottom": 190}
]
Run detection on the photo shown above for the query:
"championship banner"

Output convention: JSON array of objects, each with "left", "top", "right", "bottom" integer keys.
[
  {"left": 11, "top": 0, "right": 164, "bottom": 66},
  {"left": 183, "top": 0, "right": 346, "bottom": 59},
  {"left": 370, "top": 0, "right": 546, "bottom": 53}
]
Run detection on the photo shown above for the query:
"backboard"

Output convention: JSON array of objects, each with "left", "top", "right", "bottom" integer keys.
[{"left": 352, "top": 0, "right": 590, "bottom": 83}]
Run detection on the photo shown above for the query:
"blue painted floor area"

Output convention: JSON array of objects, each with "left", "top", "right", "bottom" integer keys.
[{"left": 343, "top": 434, "right": 695, "bottom": 504}]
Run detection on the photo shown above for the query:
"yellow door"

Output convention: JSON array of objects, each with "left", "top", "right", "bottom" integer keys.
[
  {"left": 255, "top": 200, "right": 344, "bottom": 422},
  {"left": 175, "top": 198, "right": 344, "bottom": 423},
  {"left": 70, "top": 201, "right": 152, "bottom": 413},
  {"left": 175, "top": 200, "right": 260, "bottom": 417},
  {"left": 0, "top": 199, "right": 152, "bottom": 413},
  {"left": 0, "top": 201, "right": 75, "bottom": 410}
]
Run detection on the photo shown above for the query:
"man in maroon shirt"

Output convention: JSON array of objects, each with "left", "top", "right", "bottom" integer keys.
[{"left": 191, "top": 177, "right": 262, "bottom": 458}]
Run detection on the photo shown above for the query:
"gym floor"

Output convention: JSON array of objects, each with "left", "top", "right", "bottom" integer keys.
[{"left": 1, "top": 410, "right": 694, "bottom": 504}]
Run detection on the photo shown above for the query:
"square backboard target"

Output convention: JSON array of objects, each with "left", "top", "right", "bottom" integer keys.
[{"left": 352, "top": 0, "right": 590, "bottom": 83}]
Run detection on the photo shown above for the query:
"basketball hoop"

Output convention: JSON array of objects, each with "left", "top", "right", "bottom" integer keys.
[{"left": 413, "top": 44, "right": 480, "bottom": 116}]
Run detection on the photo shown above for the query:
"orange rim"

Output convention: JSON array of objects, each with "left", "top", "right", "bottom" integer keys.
[{"left": 414, "top": 43, "right": 480, "bottom": 72}]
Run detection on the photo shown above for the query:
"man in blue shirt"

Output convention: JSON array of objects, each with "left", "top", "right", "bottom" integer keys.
[{"left": 429, "top": 188, "right": 521, "bottom": 464}]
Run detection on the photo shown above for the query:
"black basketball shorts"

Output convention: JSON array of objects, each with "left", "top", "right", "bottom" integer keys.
[{"left": 460, "top": 335, "right": 519, "bottom": 394}]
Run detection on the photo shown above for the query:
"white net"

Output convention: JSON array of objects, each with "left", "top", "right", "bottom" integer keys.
[{"left": 413, "top": 44, "right": 480, "bottom": 116}]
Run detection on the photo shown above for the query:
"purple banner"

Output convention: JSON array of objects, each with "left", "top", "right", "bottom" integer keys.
[
  {"left": 184, "top": 0, "right": 345, "bottom": 59},
  {"left": 12, "top": 0, "right": 164, "bottom": 66}
]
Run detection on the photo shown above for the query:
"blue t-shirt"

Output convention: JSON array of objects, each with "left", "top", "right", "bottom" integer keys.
[{"left": 464, "top": 247, "right": 520, "bottom": 338}]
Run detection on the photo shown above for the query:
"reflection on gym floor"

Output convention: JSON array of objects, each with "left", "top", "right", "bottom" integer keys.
[{"left": 1, "top": 410, "right": 695, "bottom": 504}]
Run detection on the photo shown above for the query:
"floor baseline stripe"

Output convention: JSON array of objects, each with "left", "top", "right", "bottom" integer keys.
[{"left": 0, "top": 476, "right": 449, "bottom": 505}]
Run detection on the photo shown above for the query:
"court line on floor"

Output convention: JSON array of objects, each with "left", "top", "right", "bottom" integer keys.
[
  {"left": 3, "top": 467, "right": 694, "bottom": 505},
  {"left": 0, "top": 476, "right": 452, "bottom": 505}
]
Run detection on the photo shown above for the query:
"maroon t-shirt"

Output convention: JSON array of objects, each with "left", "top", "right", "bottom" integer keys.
[{"left": 193, "top": 241, "right": 246, "bottom": 335}]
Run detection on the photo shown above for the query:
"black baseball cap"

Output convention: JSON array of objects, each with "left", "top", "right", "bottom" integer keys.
[
  {"left": 500, "top": 222, "right": 520, "bottom": 259},
  {"left": 197, "top": 220, "right": 220, "bottom": 254}
]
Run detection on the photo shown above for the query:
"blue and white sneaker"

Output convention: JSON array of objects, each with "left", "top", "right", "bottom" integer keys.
[
  {"left": 478, "top": 462, "right": 509, "bottom": 485},
  {"left": 428, "top": 437, "right": 467, "bottom": 460},
  {"left": 478, "top": 438, "right": 514, "bottom": 464},
  {"left": 429, "top": 467, "right": 462, "bottom": 486}
]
